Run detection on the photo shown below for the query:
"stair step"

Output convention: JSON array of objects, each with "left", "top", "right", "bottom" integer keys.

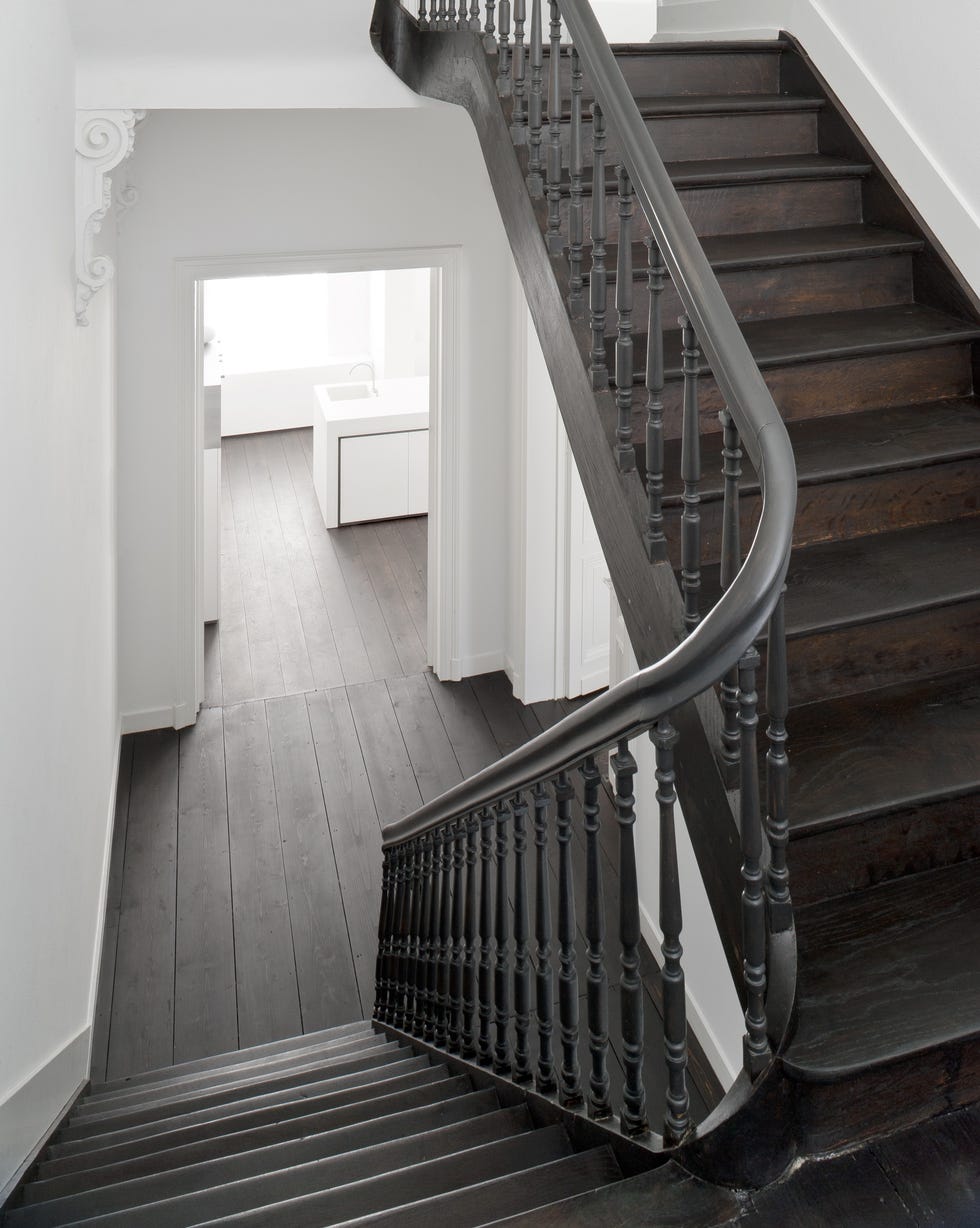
[
  {"left": 78, "top": 1033, "right": 393, "bottom": 1116},
  {"left": 785, "top": 667, "right": 980, "bottom": 837},
  {"left": 333, "top": 1146, "right": 623, "bottom": 1228},
  {"left": 572, "top": 152, "right": 872, "bottom": 193},
  {"left": 90, "top": 1021, "right": 373, "bottom": 1097},
  {"left": 36, "top": 1070, "right": 466, "bottom": 1183},
  {"left": 785, "top": 858, "right": 980, "bottom": 1081},
  {"left": 25, "top": 1088, "right": 496, "bottom": 1207},
  {"left": 59, "top": 1044, "right": 413, "bottom": 1140},
  {"left": 11, "top": 1104, "right": 523, "bottom": 1228},
  {"left": 171, "top": 1124, "right": 576, "bottom": 1228},
  {"left": 42, "top": 1061, "right": 441, "bottom": 1171}
]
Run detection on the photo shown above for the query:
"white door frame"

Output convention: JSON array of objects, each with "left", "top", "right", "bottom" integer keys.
[{"left": 174, "top": 245, "right": 462, "bottom": 726}]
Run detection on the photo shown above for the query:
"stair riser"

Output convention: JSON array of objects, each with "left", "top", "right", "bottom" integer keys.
[
  {"left": 554, "top": 49, "right": 782, "bottom": 97},
  {"left": 595, "top": 254, "right": 913, "bottom": 336},
  {"left": 678, "top": 458, "right": 980, "bottom": 568},
  {"left": 789, "top": 793, "right": 980, "bottom": 908},
  {"left": 632, "top": 345, "right": 975, "bottom": 441},
  {"left": 561, "top": 109, "right": 818, "bottom": 165},
  {"left": 565, "top": 178, "right": 862, "bottom": 242}
]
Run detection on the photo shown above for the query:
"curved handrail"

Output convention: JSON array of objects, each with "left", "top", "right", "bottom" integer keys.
[{"left": 382, "top": 1, "right": 797, "bottom": 850}]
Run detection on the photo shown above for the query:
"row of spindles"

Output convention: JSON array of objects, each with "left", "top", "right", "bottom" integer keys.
[{"left": 404, "top": 0, "right": 794, "bottom": 1118}]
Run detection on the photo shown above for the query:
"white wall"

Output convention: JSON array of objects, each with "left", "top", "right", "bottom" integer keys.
[
  {"left": 116, "top": 105, "right": 516, "bottom": 723},
  {"left": 0, "top": 0, "right": 119, "bottom": 1192},
  {"left": 658, "top": 0, "right": 980, "bottom": 295}
]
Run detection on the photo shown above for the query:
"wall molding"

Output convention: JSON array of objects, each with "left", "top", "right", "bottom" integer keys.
[{"left": 75, "top": 109, "right": 145, "bottom": 325}]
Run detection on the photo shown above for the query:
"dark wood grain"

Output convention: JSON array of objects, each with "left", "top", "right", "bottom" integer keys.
[
  {"left": 174, "top": 707, "right": 238, "bottom": 1064},
  {"left": 872, "top": 1101, "right": 980, "bottom": 1227}
]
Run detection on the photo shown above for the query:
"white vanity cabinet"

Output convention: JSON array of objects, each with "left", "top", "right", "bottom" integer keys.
[{"left": 313, "top": 377, "right": 430, "bottom": 528}]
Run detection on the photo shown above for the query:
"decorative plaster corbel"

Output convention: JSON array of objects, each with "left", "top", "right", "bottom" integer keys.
[{"left": 75, "top": 109, "right": 146, "bottom": 325}]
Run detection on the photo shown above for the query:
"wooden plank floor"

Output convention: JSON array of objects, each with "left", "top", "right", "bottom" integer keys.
[{"left": 93, "top": 428, "right": 718, "bottom": 1127}]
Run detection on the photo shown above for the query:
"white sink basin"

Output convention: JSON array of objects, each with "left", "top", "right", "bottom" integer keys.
[{"left": 327, "top": 383, "right": 373, "bottom": 402}]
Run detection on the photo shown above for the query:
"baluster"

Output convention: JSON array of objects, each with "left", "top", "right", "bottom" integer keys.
[
  {"left": 679, "top": 314, "right": 702, "bottom": 634},
  {"left": 447, "top": 0, "right": 457, "bottom": 30},
  {"left": 462, "top": 814, "right": 479, "bottom": 1058},
  {"left": 469, "top": 0, "right": 482, "bottom": 34},
  {"left": 532, "top": 783, "right": 557, "bottom": 1094},
  {"left": 589, "top": 103, "right": 608, "bottom": 390},
  {"left": 405, "top": 841, "right": 423, "bottom": 1034},
  {"left": 582, "top": 756, "right": 612, "bottom": 1119},
  {"left": 555, "top": 771, "right": 583, "bottom": 1108},
  {"left": 418, "top": 0, "right": 430, "bottom": 31},
  {"left": 526, "top": 0, "right": 544, "bottom": 196},
  {"left": 391, "top": 845, "right": 409, "bottom": 1029},
  {"left": 643, "top": 237, "right": 667, "bottom": 561},
  {"left": 449, "top": 818, "right": 466, "bottom": 1052},
  {"left": 494, "top": 802, "right": 513, "bottom": 1074},
  {"left": 653, "top": 719, "right": 691, "bottom": 1144},
  {"left": 498, "top": 1, "right": 512, "bottom": 95},
  {"left": 510, "top": 0, "right": 527, "bottom": 143},
  {"left": 478, "top": 807, "right": 495, "bottom": 1065},
  {"left": 766, "top": 591, "right": 793, "bottom": 933},
  {"left": 545, "top": 3, "right": 564, "bottom": 254},
  {"left": 719, "top": 407, "right": 743, "bottom": 780},
  {"left": 567, "top": 47, "right": 585, "bottom": 318},
  {"left": 512, "top": 792, "right": 533, "bottom": 1083},
  {"left": 484, "top": 0, "right": 497, "bottom": 51},
  {"left": 739, "top": 647, "right": 772, "bottom": 1076},
  {"left": 424, "top": 831, "right": 440, "bottom": 1042},
  {"left": 414, "top": 835, "right": 433, "bottom": 1038},
  {"left": 375, "top": 848, "right": 394, "bottom": 1022},
  {"left": 615, "top": 168, "right": 636, "bottom": 472},
  {"left": 436, "top": 0, "right": 449, "bottom": 32},
  {"left": 436, "top": 825, "right": 453, "bottom": 1048},
  {"left": 613, "top": 739, "right": 649, "bottom": 1136}
]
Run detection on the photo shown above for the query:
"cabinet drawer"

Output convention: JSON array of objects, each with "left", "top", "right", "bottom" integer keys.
[{"left": 339, "top": 432, "right": 410, "bottom": 524}]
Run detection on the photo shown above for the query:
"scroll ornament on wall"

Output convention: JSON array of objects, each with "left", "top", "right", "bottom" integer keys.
[{"left": 75, "top": 109, "right": 146, "bottom": 325}]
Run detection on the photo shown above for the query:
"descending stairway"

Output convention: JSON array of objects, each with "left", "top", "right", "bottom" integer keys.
[{"left": 2, "top": 1023, "right": 628, "bottom": 1227}]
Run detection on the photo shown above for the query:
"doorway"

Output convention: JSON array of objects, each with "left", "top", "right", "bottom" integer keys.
[{"left": 175, "top": 247, "right": 463, "bottom": 723}]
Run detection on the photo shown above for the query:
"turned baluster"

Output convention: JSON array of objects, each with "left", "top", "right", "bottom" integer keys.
[
  {"left": 512, "top": 791, "right": 533, "bottom": 1083},
  {"left": 436, "top": 0, "right": 449, "bottom": 33},
  {"left": 446, "top": 0, "right": 457, "bottom": 29},
  {"left": 391, "top": 845, "right": 410, "bottom": 1030},
  {"left": 405, "top": 841, "right": 424, "bottom": 1033},
  {"left": 679, "top": 315, "right": 702, "bottom": 634},
  {"left": 527, "top": 0, "right": 544, "bottom": 195},
  {"left": 719, "top": 407, "right": 743, "bottom": 780},
  {"left": 613, "top": 739, "right": 649, "bottom": 1136},
  {"left": 449, "top": 818, "right": 466, "bottom": 1052},
  {"left": 375, "top": 848, "right": 394, "bottom": 1022},
  {"left": 478, "top": 807, "right": 495, "bottom": 1065},
  {"left": 533, "top": 782, "right": 557, "bottom": 1094},
  {"left": 545, "top": 3, "right": 564, "bottom": 254},
  {"left": 766, "top": 591, "right": 793, "bottom": 933},
  {"left": 739, "top": 648, "right": 772, "bottom": 1076},
  {"left": 589, "top": 103, "right": 609, "bottom": 389},
  {"left": 567, "top": 48, "right": 585, "bottom": 318},
  {"left": 484, "top": 0, "right": 497, "bottom": 52},
  {"left": 469, "top": 0, "right": 482, "bottom": 33},
  {"left": 497, "top": 1, "right": 512, "bottom": 95},
  {"left": 582, "top": 756, "right": 612, "bottom": 1119},
  {"left": 644, "top": 237, "right": 667, "bottom": 561},
  {"left": 653, "top": 719, "right": 691, "bottom": 1143},
  {"left": 424, "top": 831, "right": 441, "bottom": 1042},
  {"left": 415, "top": 835, "right": 434, "bottom": 1038},
  {"left": 418, "top": 0, "right": 430, "bottom": 31},
  {"left": 462, "top": 814, "right": 479, "bottom": 1058},
  {"left": 493, "top": 802, "right": 513, "bottom": 1074},
  {"left": 615, "top": 168, "right": 636, "bottom": 472},
  {"left": 510, "top": 0, "right": 528, "bottom": 142},
  {"left": 435, "top": 825, "right": 453, "bottom": 1047},
  {"left": 556, "top": 771, "right": 583, "bottom": 1108}
]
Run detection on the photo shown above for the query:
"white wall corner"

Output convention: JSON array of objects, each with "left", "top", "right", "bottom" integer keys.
[{"left": 75, "top": 109, "right": 146, "bottom": 325}]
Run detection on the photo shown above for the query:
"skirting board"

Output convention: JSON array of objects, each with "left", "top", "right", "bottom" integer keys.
[
  {"left": 0, "top": 1029, "right": 89, "bottom": 1204},
  {"left": 121, "top": 705, "right": 183, "bottom": 734}
]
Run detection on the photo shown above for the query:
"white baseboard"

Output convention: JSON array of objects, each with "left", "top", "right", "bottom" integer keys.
[
  {"left": 0, "top": 1029, "right": 90, "bottom": 1202},
  {"left": 85, "top": 723, "right": 123, "bottom": 1067},
  {"left": 452, "top": 650, "right": 508, "bottom": 680},
  {"left": 120, "top": 706, "right": 178, "bottom": 734}
]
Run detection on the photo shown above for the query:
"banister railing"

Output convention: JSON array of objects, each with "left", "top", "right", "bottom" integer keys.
[{"left": 372, "top": 0, "right": 798, "bottom": 1152}]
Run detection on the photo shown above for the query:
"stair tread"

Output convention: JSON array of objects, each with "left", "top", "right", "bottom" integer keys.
[
  {"left": 37, "top": 1074, "right": 470, "bottom": 1190},
  {"left": 24, "top": 1089, "right": 499, "bottom": 1210},
  {"left": 572, "top": 152, "right": 872, "bottom": 194},
  {"left": 786, "top": 668, "right": 980, "bottom": 834},
  {"left": 602, "top": 224, "right": 924, "bottom": 281},
  {"left": 621, "top": 304, "right": 980, "bottom": 382},
  {"left": 12, "top": 1106, "right": 526, "bottom": 1228},
  {"left": 662, "top": 398, "right": 980, "bottom": 504},
  {"left": 45, "top": 1056, "right": 437, "bottom": 1159},
  {"left": 89, "top": 1022, "right": 373, "bottom": 1097},
  {"left": 785, "top": 858, "right": 980, "bottom": 1078},
  {"left": 564, "top": 92, "right": 825, "bottom": 120}
]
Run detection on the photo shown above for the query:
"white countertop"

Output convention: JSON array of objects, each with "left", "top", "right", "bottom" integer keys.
[{"left": 314, "top": 376, "right": 429, "bottom": 436}]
